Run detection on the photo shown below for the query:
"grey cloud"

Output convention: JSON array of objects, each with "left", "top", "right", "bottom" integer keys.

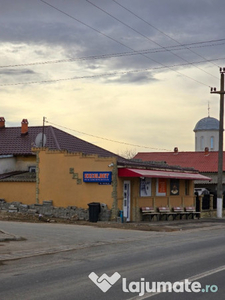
[
  {"left": 0, "top": 0, "right": 225, "bottom": 84},
  {"left": 0, "top": 69, "right": 36, "bottom": 76},
  {"left": 104, "top": 72, "right": 157, "bottom": 85}
]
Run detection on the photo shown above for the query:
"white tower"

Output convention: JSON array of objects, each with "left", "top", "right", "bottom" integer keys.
[{"left": 193, "top": 116, "right": 219, "bottom": 151}]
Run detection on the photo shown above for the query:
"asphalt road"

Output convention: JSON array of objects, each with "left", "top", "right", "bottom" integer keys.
[{"left": 0, "top": 221, "right": 225, "bottom": 300}]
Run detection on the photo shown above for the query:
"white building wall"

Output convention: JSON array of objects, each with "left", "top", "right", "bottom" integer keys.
[
  {"left": 0, "top": 156, "right": 36, "bottom": 174},
  {"left": 0, "top": 156, "right": 16, "bottom": 174},
  {"left": 195, "top": 130, "right": 219, "bottom": 151}
]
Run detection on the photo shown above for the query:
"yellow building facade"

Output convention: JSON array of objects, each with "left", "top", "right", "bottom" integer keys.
[
  {"left": 0, "top": 148, "right": 211, "bottom": 222},
  {"left": 0, "top": 119, "right": 211, "bottom": 222},
  {"left": 33, "top": 148, "right": 210, "bottom": 221},
  {"left": 35, "top": 149, "right": 118, "bottom": 210},
  {"left": 0, "top": 181, "right": 36, "bottom": 204}
]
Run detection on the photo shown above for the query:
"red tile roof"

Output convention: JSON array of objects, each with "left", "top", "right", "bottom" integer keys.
[
  {"left": 134, "top": 151, "right": 224, "bottom": 173},
  {"left": 0, "top": 125, "right": 119, "bottom": 157}
]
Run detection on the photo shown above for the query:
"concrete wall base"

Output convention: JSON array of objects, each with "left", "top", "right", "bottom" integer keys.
[{"left": 0, "top": 199, "right": 111, "bottom": 222}]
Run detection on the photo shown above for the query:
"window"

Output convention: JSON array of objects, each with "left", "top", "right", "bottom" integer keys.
[
  {"left": 29, "top": 166, "right": 36, "bottom": 173},
  {"left": 210, "top": 136, "right": 214, "bottom": 150},
  {"left": 200, "top": 136, "right": 204, "bottom": 150}
]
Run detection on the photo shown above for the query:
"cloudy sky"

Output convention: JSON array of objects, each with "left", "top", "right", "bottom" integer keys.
[{"left": 0, "top": 0, "right": 225, "bottom": 156}]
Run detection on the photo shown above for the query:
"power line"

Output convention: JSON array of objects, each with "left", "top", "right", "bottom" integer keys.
[
  {"left": 46, "top": 120, "right": 171, "bottom": 151},
  {"left": 86, "top": 0, "right": 219, "bottom": 79},
  {"left": 1, "top": 38, "right": 224, "bottom": 69},
  {"left": 38, "top": 0, "right": 213, "bottom": 88},
  {"left": 2, "top": 57, "right": 222, "bottom": 87},
  {"left": 111, "top": 0, "right": 220, "bottom": 69},
  {"left": 38, "top": 0, "right": 148, "bottom": 59}
]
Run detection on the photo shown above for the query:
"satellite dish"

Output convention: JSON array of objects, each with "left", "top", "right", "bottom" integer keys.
[{"left": 35, "top": 133, "right": 47, "bottom": 147}]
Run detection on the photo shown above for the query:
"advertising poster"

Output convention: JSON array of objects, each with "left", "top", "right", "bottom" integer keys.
[
  {"left": 140, "top": 178, "right": 151, "bottom": 197},
  {"left": 156, "top": 178, "right": 167, "bottom": 196},
  {"left": 170, "top": 179, "right": 179, "bottom": 195}
]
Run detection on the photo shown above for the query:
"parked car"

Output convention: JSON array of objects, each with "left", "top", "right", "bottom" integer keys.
[{"left": 194, "top": 188, "right": 210, "bottom": 196}]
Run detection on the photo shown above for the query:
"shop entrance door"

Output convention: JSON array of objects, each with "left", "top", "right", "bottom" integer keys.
[{"left": 123, "top": 181, "right": 130, "bottom": 222}]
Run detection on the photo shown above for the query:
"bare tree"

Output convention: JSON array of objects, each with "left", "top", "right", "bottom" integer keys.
[{"left": 117, "top": 148, "right": 137, "bottom": 159}]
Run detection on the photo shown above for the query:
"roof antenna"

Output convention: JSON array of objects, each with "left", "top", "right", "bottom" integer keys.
[{"left": 208, "top": 101, "right": 210, "bottom": 117}]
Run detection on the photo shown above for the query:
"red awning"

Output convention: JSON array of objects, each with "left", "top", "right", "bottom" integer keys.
[{"left": 118, "top": 168, "right": 211, "bottom": 181}]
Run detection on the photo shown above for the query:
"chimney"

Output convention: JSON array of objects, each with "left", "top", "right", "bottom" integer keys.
[
  {"left": 174, "top": 147, "right": 178, "bottom": 154},
  {"left": 21, "top": 119, "right": 29, "bottom": 135},
  {"left": 0, "top": 117, "right": 5, "bottom": 129},
  {"left": 204, "top": 147, "right": 209, "bottom": 155}
]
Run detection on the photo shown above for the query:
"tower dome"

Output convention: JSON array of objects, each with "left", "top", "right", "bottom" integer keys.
[
  {"left": 194, "top": 116, "right": 219, "bottom": 151},
  {"left": 193, "top": 117, "right": 219, "bottom": 132}
]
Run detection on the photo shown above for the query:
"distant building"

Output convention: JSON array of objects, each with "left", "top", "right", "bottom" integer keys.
[
  {"left": 194, "top": 116, "right": 219, "bottom": 151},
  {"left": 134, "top": 149, "right": 222, "bottom": 193},
  {"left": 135, "top": 115, "right": 222, "bottom": 194}
]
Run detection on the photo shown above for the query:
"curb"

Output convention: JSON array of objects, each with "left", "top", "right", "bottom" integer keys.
[{"left": 0, "top": 229, "right": 25, "bottom": 242}]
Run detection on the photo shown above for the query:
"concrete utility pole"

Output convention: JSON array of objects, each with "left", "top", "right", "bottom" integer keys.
[{"left": 210, "top": 68, "right": 225, "bottom": 218}]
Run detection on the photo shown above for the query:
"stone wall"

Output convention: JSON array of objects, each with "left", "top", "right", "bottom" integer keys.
[{"left": 0, "top": 199, "right": 111, "bottom": 222}]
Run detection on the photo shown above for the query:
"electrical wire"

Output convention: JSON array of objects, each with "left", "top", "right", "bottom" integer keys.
[
  {"left": 1, "top": 38, "right": 224, "bottom": 69},
  {"left": 2, "top": 57, "right": 222, "bottom": 87},
  {"left": 111, "top": 0, "right": 221, "bottom": 69},
  {"left": 86, "top": 0, "right": 219, "bottom": 79},
  {"left": 46, "top": 120, "right": 171, "bottom": 151},
  {"left": 37, "top": 0, "right": 214, "bottom": 88}
]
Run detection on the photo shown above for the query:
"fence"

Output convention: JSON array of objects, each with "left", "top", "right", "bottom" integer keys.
[{"left": 195, "top": 192, "right": 225, "bottom": 213}]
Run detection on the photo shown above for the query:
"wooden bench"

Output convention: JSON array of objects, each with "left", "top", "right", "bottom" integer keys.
[
  {"left": 140, "top": 206, "right": 200, "bottom": 222},
  {"left": 158, "top": 207, "right": 177, "bottom": 221},
  {"left": 172, "top": 206, "right": 201, "bottom": 220},
  {"left": 185, "top": 206, "right": 201, "bottom": 219},
  {"left": 140, "top": 207, "right": 160, "bottom": 221},
  {"left": 172, "top": 206, "right": 188, "bottom": 220}
]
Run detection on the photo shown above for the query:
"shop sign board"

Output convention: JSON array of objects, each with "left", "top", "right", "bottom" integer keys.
[{"left": 83, "top": 171, "right": 112, "bottom": 183}]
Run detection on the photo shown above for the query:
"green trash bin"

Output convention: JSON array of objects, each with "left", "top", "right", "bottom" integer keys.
[{"left": 88, "top": 202, "right": 101, "bottom": 222}]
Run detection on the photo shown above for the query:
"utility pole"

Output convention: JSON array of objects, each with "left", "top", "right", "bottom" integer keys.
[
  {"left": 42, "top": 116, "right": 46, "bottom": 147},
  {"left": 210, "top": 68, "right": 225, "bottom": 218}
]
